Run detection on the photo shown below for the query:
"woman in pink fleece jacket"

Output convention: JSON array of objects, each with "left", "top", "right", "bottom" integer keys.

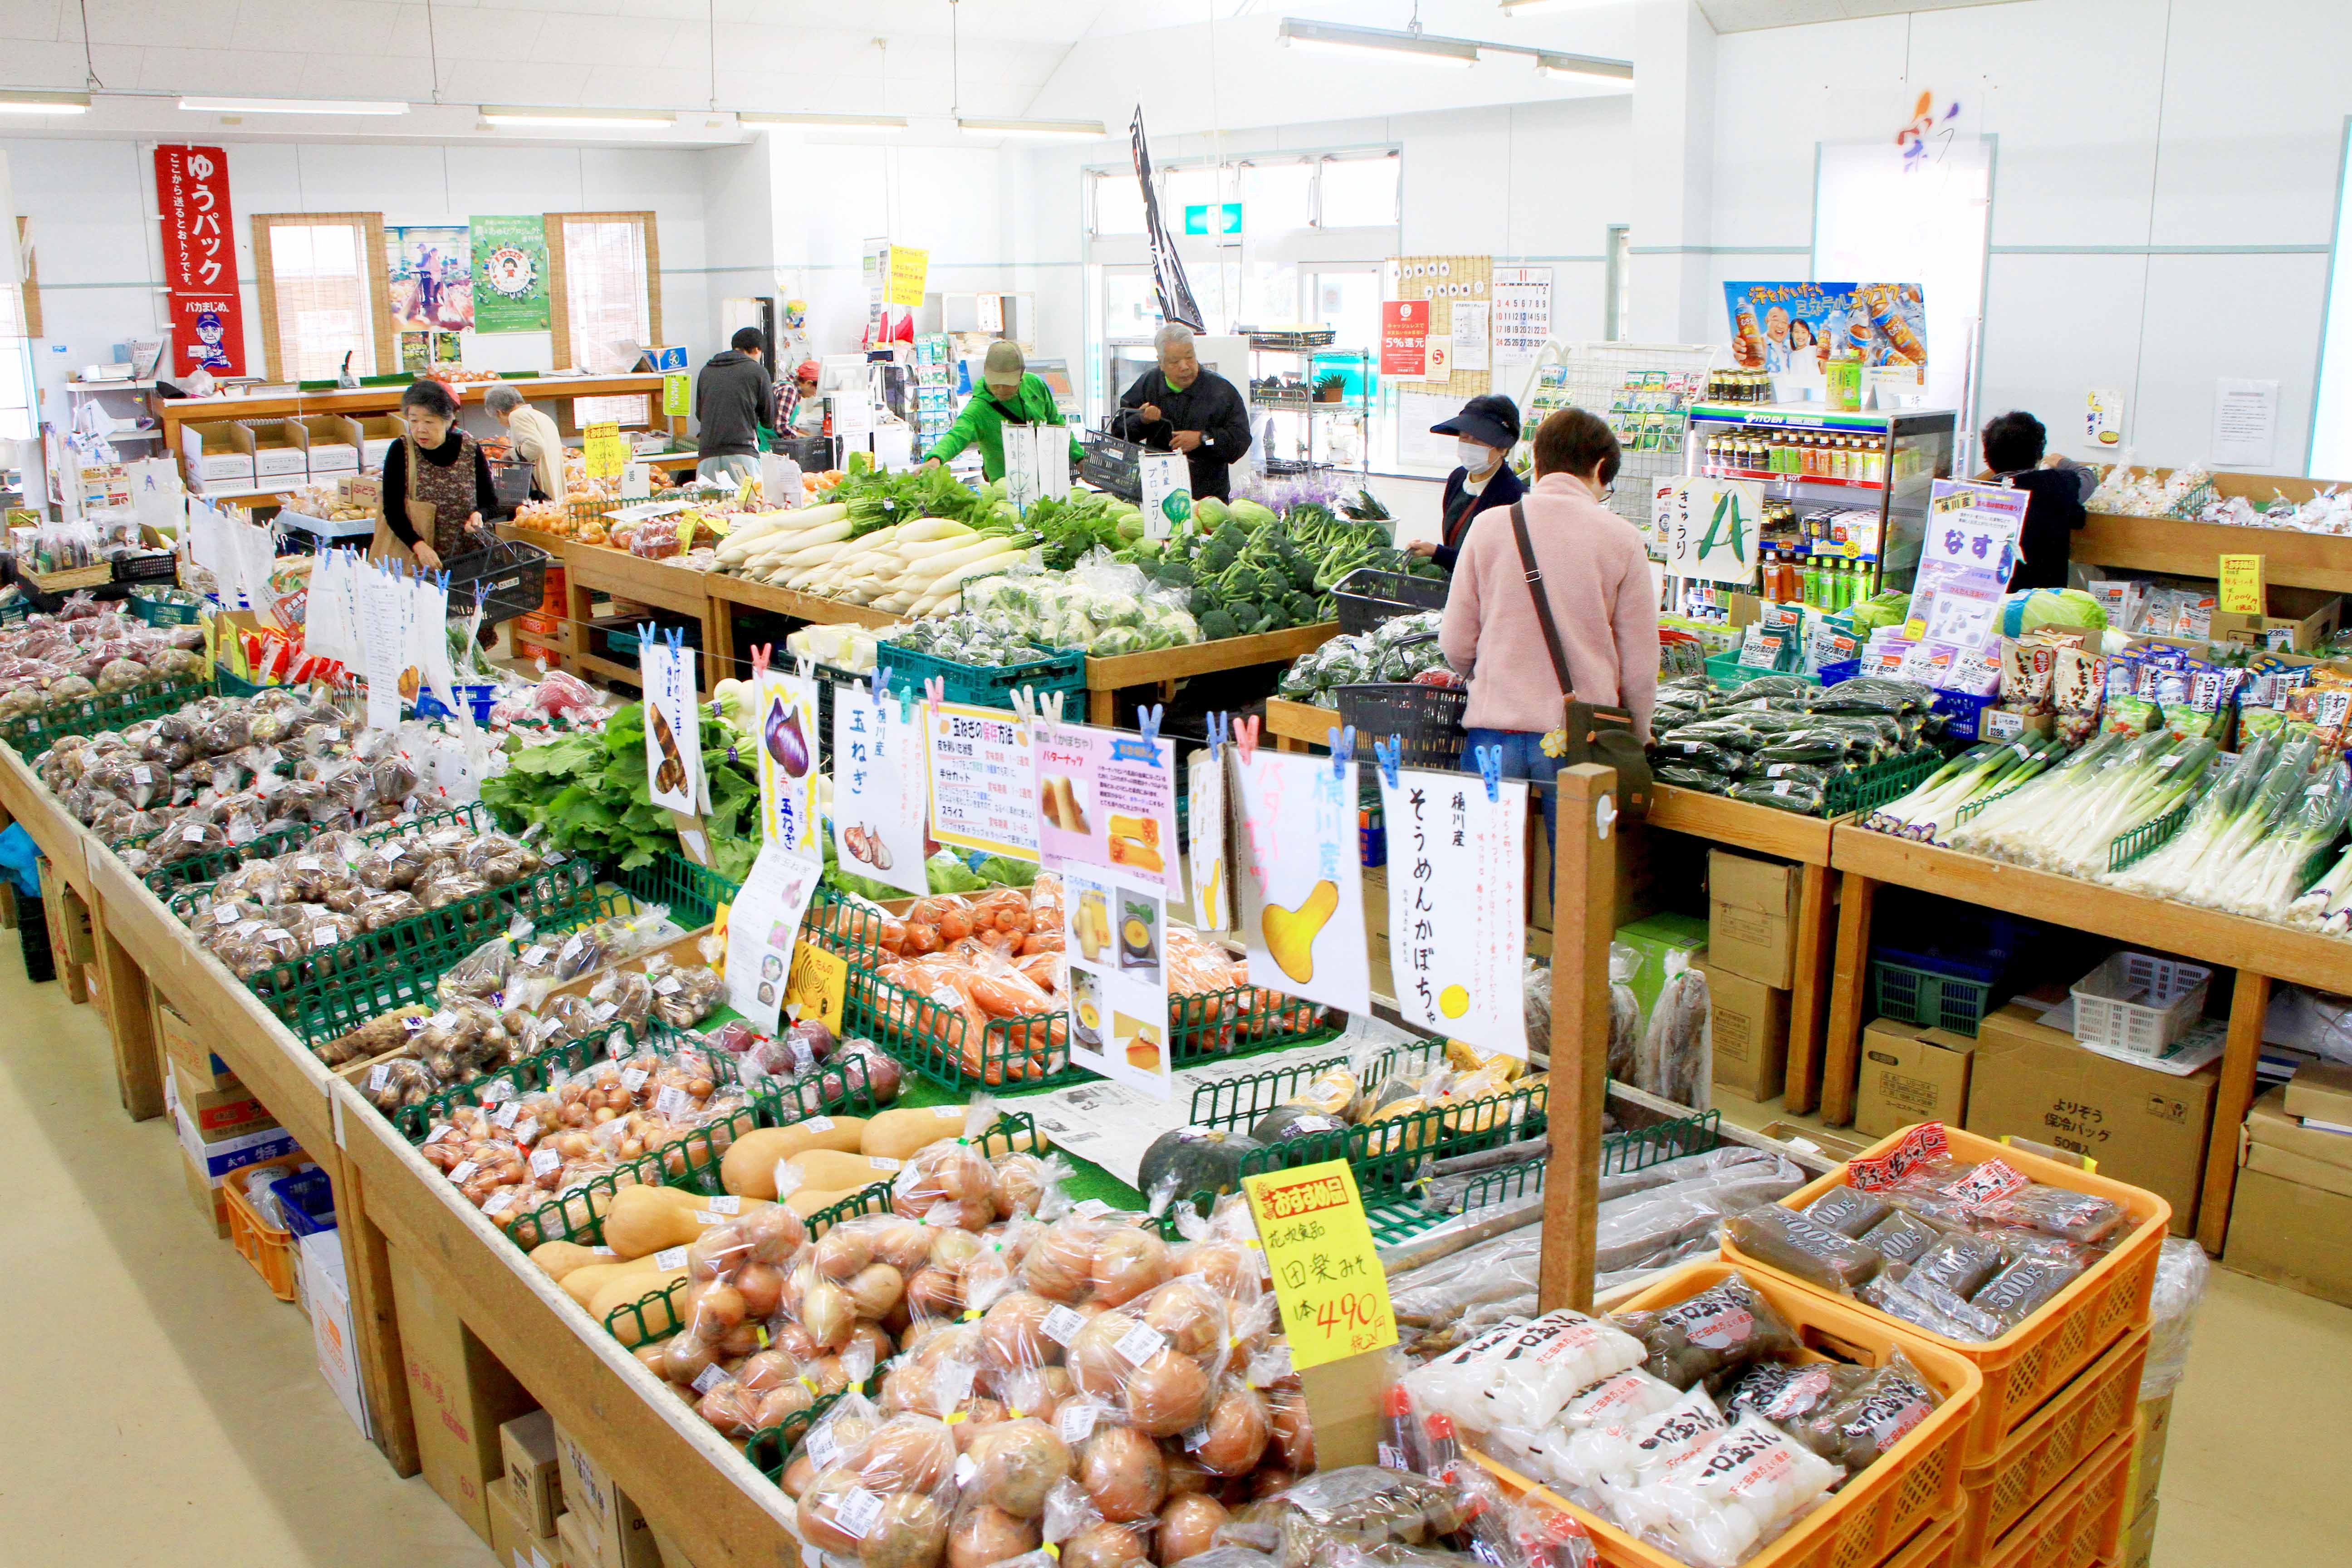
[{"left": 1438, "top": 407, "right": 1660, "bottom": 842}]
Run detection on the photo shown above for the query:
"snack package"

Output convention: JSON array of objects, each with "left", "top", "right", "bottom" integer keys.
[
  {"left": 1617, "top": 1274, "right": 1800, "bottom": 1391},
  {"left": 1723, "top": 1209, "right": 1884, "bottom": 1294},
  {"left": 1782, "top": 1351, "right": 1941, "bottom": 1473},
  {"left": 1609, "top": 1413, "right": 1842, "bottom": 1567}
]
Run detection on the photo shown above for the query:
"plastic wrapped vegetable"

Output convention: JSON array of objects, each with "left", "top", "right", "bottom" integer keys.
[
  {"left": 1617, "top": 1273, "right": 1798, "bottom": 1390},
  {"left": 1636, "top": 963, "right": 1710, "bottom": 1109}
]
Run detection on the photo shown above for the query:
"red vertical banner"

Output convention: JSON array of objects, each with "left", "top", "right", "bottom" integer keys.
[{"left": 154, "top": 144, "right": 246, "bottom": 377}]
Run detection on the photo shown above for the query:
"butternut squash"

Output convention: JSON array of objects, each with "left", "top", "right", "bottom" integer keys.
[
  {"left": 781, "top": 1148, "right": 905, "bottom": 1192},
  {"left": 785, "top": 1185, "right": 859, "bottom": 1219},
  {"left": 530, "top": 1240, "right": 618, "bottom": 1282},
  {"left": 562, "top": 1254, "right": 670, "bottom": 1309},
  {"left": 720, "top": 1117, "right": 871, "bottom": 1199},
  {"left": 602, "top": 1186, "right": 774, "bottom": 1259},
  {"left": 860, "top": 1104, "right": 979, "bottom": 1161}
]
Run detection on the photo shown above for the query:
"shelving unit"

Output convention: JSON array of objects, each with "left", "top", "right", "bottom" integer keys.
[
  {"left": 2073, "top": 465, "right": 2352, "bottom": 595},
  {"left": 1245, "top": 330, "right": 1371, "bottom": 481},
  {"left": 1517, "top": 340, "right": 1720, "bottom": 538}
]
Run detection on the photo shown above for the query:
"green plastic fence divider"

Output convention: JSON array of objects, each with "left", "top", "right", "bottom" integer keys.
[
  {"left": 145, "top": 799, "right": 500, "bottom": 899},
  {"left": 2109, "top": 794, "right": 2198, "bottom": 873},
  {"left": 1824, "top": 748, "right": 1948, "bottom": 818},
  {"left": 0, "top": 671, "right": 215, "bottom": 755},
  {"left": 608, "top": 850, "right": 742, "bottom": 930},
  {"left": 746, "top": 1392, "right": 845, "bottom": 1487},
  {"left": 604, "top": 1275, "right": 690, "bottom": 1344}
]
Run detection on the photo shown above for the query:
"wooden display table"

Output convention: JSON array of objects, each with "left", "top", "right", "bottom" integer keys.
[
  {"left": 704, "top": 573, "right": 904, "bottom": 679},
  {"left": 1082, "top": 623, "right": 1337, "bottom": 726},
  {"left": 1819, "top": 823, "right": 2351, "bottom": 1250},
  {"left": 1265, "top": 695, "right": 1341, "bottom": 750},
  {"left": 2074, "top": 466, "right": 2352, "bottom": 594},
  {"left": 559, "top": 547, "right": 727, "bottom": 694}
]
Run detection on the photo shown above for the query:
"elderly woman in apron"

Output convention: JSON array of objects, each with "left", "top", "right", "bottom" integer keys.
[{"left": 375, "top": 377, "right": 500, "bottom": 571}]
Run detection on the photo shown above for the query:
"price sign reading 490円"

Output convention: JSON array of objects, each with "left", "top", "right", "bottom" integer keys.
[{"left": 1241, "top": 1160, "right": 1396, "bottom": 1371}]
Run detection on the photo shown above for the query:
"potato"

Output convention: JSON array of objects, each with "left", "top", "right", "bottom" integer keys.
[{"left": 721, "top": 1117, "right": 871, "bottom": 1199}]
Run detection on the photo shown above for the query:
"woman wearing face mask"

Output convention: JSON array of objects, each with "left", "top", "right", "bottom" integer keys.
[{"left": 1407, "top": 394, "right": 1524, "bottom": 573}]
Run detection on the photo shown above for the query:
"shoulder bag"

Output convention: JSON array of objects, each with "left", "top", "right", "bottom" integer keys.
[{"left": 1507, "top": 500, "right": 1651, "bottom": 812}]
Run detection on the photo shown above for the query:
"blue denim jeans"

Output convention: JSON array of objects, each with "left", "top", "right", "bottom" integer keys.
[{"left": 1460, "top": 727, "right": 1557, "bottom": 849}]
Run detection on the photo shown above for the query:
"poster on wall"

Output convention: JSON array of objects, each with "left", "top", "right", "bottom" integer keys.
[
  {"left": 1723, "top": 281, "right": 1927, "bottom": 377},
  {"left": 1378, "top": 767, "right": 1529, "bottom": 1059},
  {"left": 388, "top": 225, "right": 475, "bottom": 333},
  {"left": 470, "top": 215, "right": 551, "bottom": 333},
  {"left": 152, "top": 145, "right": 245, "bottom": 377},
  {"left": 1492, "top": 266, "right": 1553, "bottom": 369},
  {"left": 1230, "top": 747, "right": 1371, "bottom": 1016},
  {"left": 1380, "top": 300, "right": 1429, "bottom": 377}
]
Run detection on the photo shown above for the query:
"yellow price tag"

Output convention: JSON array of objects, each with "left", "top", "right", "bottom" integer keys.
[
  {"left": 784, "top": 941, "right": 850, "bottom": 1034},
  {"left": 583, "top": 420, "right": 628, "bottom": 480},
  {"left": 1241, "top": 1160, "right": 1396, "bottom": 1372},
  {"left": 2218, "top": 554, "right": 2265, "bottom": 616}
]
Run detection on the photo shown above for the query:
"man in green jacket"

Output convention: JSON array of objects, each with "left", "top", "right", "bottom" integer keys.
[{"left": 923, "top": 341, "right": 1081, "bottom": 481}]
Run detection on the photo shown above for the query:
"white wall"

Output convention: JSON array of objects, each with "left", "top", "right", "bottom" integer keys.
[
  {"left": 4, "top": 135, "right": 740, "bottom": 415},
  {"left": 1703, "top": 0, "right": 2352, "bottom": 474}
]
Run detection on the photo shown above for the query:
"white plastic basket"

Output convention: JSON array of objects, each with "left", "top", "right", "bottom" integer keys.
[{"left": 2070, "top": 952, "right": 2212, "bottom": 1056}]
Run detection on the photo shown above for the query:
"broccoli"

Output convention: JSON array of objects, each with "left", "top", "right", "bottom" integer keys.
[
  {"left": 1190, "top": 585, "right": 1219, "bottom": 617},
  {"left": 1197, "top": 606, "right": 1243, "bottom": 641},
  {"left": 1198, "top": 534, "right": 1241, "bottom": 577},
  {"left": 1154, "top": 556, "right": 1195, "bottom": 588}
]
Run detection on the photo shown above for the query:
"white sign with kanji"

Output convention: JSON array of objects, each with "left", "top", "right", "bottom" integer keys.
[
  {"left": 1661, "top": 477, "right": 1764, "bottom": 585},
  {"left": 1377, "top": 767, "right": 1529, "bottom": 1058}
]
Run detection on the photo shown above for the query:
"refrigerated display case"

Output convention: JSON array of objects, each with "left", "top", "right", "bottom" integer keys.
[{"left": 1683, "top": 403, "right": 1956, "bottom": 609}]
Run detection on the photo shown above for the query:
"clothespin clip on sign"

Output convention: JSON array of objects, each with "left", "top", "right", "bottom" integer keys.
[
  {"left": 750, "top": 642, "right": 772, "bottom": 681},
  {"left": 1207, "top": 710, "right": 1228, "bottom": 762},
  {"left": 1231, "top": 714, "right": 1260, "bottom": 764},
  {"left": 636, "top": 622, "right": 658, "bottom": 662},
  {"left": 794, "top": 655, "right": 815, "bottom": 683},
  {"left": 1327, "top": 725, "right": 1357, "bottom": 779},
  {"left": 1475, "top": 743, "right": 1504, "bottom": 804},
  {"left": 868, "top": 662, "right": 893, "bottom": 711},
  {"left": 1041, "top": 689, "right": 1065, "bottom": 727},
  {"left": 1373, "top": 735, "right": 1402, "bottom": 790},
  {"left": 1135, "top": 703, "right": 1164, "bottom": 747},
  {"left": 1010, "top": 687, "right": 1034, "bottom": 726},
  {"left": 922, "top": 675, "right": 945, "bottom": 723}
]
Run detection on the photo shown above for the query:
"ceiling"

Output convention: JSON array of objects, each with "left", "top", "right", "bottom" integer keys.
[{"left": 1694, "top": 0, "right": 2028, "bottom": 30}]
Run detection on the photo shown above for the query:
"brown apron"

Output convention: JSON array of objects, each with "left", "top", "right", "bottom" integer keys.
[{"left": 371, "top": 430, "right": 484, "bottom": 565}]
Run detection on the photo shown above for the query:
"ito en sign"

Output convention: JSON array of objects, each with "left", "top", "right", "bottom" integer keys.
[{"left": 1241, "top": 1160, "right": 1395, "bottom": 1371}]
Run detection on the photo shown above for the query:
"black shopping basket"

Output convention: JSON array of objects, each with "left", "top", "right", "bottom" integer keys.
[
  {"left": 444, "top": 539, "right": 551, "bottom": 628},
  {"left": 1334, "top": 567, "right": 1448, "bottom": 635},
  {"left": 1336, "top": 682, "right": 1469, "bottom": 770},
  {"left": 489, "top": 458, "right": 536, "bottom": 509}
]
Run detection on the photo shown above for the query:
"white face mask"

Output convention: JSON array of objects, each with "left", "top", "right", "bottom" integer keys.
[{"left": 1457, "top": 439, "right": 1497, "bottom": 475}]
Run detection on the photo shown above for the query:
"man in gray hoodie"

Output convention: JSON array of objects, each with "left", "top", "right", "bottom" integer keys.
[{"left": 694, "top": 327, "right": 774, "bottom": 484}]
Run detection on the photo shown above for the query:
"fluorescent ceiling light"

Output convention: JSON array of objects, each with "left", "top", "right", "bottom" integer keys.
[
  {"left": 1279, "top": 19, "right": 1480, "bottom": 67},
  {"left": 179, "top": 96, "right": 408, "bottom": 115},
  {"left": 0, "top": 90, "right": 90, "bottom": 115},
  {"left": 741, "top": 111, "right": 908, "bottom": 130},
  {"left": 1535, "top": 51, "right": 1636, "bottom": 83},
  {"left": 480, "top": 106, "right": 676, "bottom": 128},
  {"left": 957, "top": 117, "right": 1108, "bottom": 139},
  {"left": 1499, "top": 0, "right": 1595, "bottom": 13}
]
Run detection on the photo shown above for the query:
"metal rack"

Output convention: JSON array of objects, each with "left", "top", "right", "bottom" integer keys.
[
  {"left": 1245, "top": 333, "right": 1371, "bottom": 482},
  {"left": 1515, "top": 340, "right": 1721, "bottom": 538}
]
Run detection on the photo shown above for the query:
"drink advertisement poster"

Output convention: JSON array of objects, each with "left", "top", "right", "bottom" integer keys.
[{"left": 1723, "top": 282, "right": 1927, "bottom": 376}]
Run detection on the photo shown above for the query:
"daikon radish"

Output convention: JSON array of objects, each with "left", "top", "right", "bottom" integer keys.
[
  {"left": 909, "top": 550, "right": 1029, "bottom": 615},
  {"left": 904, "top": 533, "right": 1030, "bottom": 583}
]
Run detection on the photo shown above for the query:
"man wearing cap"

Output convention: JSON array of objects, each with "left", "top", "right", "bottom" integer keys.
[
  {"left": 1410, "top": 393, "right": 1524, "bottom": 573},
  {"left": 922, "top": 341, "right": 1081, "bottom": 482},
  {"left": 1110, "top": 325, "right": 1252, "bottom": 502},
  {"left": 778, "top": 358, "right": 822, "bottom": 437}
]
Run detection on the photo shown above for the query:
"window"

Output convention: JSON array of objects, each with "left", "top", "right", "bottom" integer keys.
[
  {"left": 1163, "top": 166, "right": 1229, "bottom": 224},
  {"left": 1318, "top": 153, "right": 1400, "bottom": 228},
  {"left": 548, "top": 212, "right": 661, "bottom": 373},
  {"left": 1309, "top": 269, "right": 1381, "bottom": 354},
  {"left": 1092, "top": 171, "right": 1146, "bottom": 237},
  {"left": 1239, "top": 160, "right": 1315, "bottom": 235},
  {"left": 252, "top": 212, "right": 393, "bottom": 382},
  {"left": 1, "top": 218, "right": 34, "bottom": 442}
]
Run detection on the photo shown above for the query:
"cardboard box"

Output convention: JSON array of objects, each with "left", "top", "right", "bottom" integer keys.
[
  {"left": 170, "top": 1059, "right": 275, "bottom": 1140},
  {"left": 345, "top": 412, "right": 405, "bottom": 470},
  {"left": 1615, "top": 911, "right": 1710, "bottom": 1024},
  {"left": 2244, "top": 1088, "right": 2352, "bottom": 1189},
  {"left": 181, "top": 422, "right": 255, "bottom": 485},
  {"left": 1707, "top": 850, "right": 1798, "bottom": 988},
  {"left": 2120, "top": 1499, "right": 2158, "bottom": 1568},
  {"left": 2127, "top": 1394, "right": 2172, "bottom": 1520},
  {"left": 553, "top": 1421, "right": 659, "bottom": 1568},
  {"left": 2210, "top": 586, "right": 2342, "bottom": 652},
  {"left": 2283, "top": 1059, "right": 2352, "bottom": 1128},
  {"left": 1757, "top": 1122, "right": 1871, "bottom": 1162},
  {"left": 157, "top": 999, "right": 237, "bottom": 1092},
  {"left": 490, "top": 1480, "right": 535, "bottom": 1568},
  {"left": 557, "top": 1509, "right": 598, "bottom": 1568},
  {"left": 242, "top": 419, "right": 309, "bottom": 477},
  {"left": 1698, "top": 956, "right": 1790, "bottom": 1101},
  {"left": 1981, "top": 707, "right": 2057, "bottom": 742},
  {"left": 298, "top": 414, "right": 358, "bottom": 473},
  {"left": 2225, "top": 1166, "right": 2352, "bottom": 1306},
  {"left": 502, "top": 1409, "right": 564, "bottom": 1539},
  {"left": 390, "top": 1246, "right": 536, "bottom": 1546},
  {"left": 1362, "top": 867, "right": 1387, "bottom": 946},
  {"left": 1965, "top": 1004, "right": 2215, "bottom": 1235},
  {"left": 1855, "top": 1017, "right": 1975, "bottom": 1140},
  {"left": 299, "top": 1229, "right": 372, "bottom": 1441},
  {"left": 175, "top": 1099, "right": 301, "bottom": 1182}
]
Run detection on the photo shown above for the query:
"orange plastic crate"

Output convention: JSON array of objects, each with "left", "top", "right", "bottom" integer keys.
[
  {"left": 1720, "top": 1123, "right": 2168, "bottom": 1464},
  {"left": 1980, "top": 1431, "right": 2136, "bottom": 1568},
  {"left": 222, "top": 1164, "right": 302, "bottom": 1302},
  {"left": 1468, "top": 1260, "right": 1981, "bottom": 1568},
  {"left": 1957, "top": 1329, "right": 2148, "bottom": 1563},
  {"left": 1883, "top": 1511, "right": 1964, "bottom": 1568}
]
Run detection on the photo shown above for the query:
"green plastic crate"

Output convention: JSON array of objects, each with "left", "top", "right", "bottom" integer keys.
[
  {"left": 1824, "top": 748, "right": 1947, "bottom": 818},
  {"left": 0, "top": 671, "right": 215, "bottom": 755},
  {"left": 608, "top": 850, "right": 741, "bottom": 929},
  {"left": 215, "top": 669, "right": 294, "bottom": 698},
  {"left": 874, "top": 638, "right": 1085, "bottom": 712},
  {"left": 1869, "top": 956, "right": 1998, "bottom": 1036}
]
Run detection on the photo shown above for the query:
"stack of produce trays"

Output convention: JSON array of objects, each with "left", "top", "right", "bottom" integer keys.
[{"left": 1649, "top": 674, "right": 1947, "bottom": 817}]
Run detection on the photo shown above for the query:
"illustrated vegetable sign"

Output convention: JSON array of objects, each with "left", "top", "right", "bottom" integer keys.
[{"left": 1230, "top": 743, "right": 1370, "bottom": 1015}]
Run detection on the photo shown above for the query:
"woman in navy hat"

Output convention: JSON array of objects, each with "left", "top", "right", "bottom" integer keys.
[{"left": 1408, "top": 392, "right": 1524, "bottom": 573}]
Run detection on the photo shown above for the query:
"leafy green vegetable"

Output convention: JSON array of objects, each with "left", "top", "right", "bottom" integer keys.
[{"left": 480, "top": 703, "right": 761, "bottom": 884}]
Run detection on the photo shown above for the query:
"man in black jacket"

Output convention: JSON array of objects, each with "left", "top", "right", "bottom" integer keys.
[
  {"left": 694, "top": 327, "right": 774, "bottom": 485},
  {"left": 1110, "top": 325, "right": 1251, "bottom": 500},
  {"left": 1980, "top": 409, "right": 2097, "bottom": 591}
]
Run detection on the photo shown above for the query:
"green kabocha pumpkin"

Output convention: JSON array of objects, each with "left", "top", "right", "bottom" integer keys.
[
  {"left": 1138, "top": 1127, "right": 1264, "bottom": 1205},
  {"left": 1247, "top": 1105, "right": 1348, "bottom": 1147}
]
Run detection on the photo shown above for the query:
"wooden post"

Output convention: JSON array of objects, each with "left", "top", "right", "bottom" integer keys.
[
  {"left": 1819, "top": 871, "right": 1877, "bottom": 1126},
  {"left": 1784, "top": 862, "right": 1837, "bottom": 1115},
  {"left": 1539, "top": 764, "right": 1617, "bottom": 1313},
  {"left": 337, "top": 1150, "right": 423, "bottom": 1476},
  {"left": 88, "top": 894, "right": 165, "bottom": 1122},
  {"left": 2198, "top": 970, "right": 2271, "bottom": 1253}
]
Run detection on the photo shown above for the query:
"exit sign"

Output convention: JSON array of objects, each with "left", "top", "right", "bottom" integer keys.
[{"left": 1183, "top": 202, "right": 1243, "bottom": 237}]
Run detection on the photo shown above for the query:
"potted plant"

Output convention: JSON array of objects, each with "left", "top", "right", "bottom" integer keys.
[{"left": 1313, "top": 372, "right": 1347, "bottom": 404}]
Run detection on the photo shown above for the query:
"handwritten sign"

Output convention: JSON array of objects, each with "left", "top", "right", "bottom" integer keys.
[
  {"left": 1378, "top": 767, "right": 1529, "bottom": 1059},
  {"left": 662, "top": 372, "right": 691, "bottom": 419},
  {"left": 926, "top": 700, "right": 1040, "bottom": 861},
  {"left": 1659, "top": 477, "right": 1763, "bottom": 585},
  {"left": 783, "top": 941, "right": 849, "bottom": 1034},
  {"left": 886, "top": 245, "right": 930, "bottom": 310},
  {"left": 1242, "top": 1160, "right": 1396, "bottom": 1372},
  {"left": 583, "top": 421, "right": 629, "bottom": 480},
  {"left": 2219, "top": 554, "right": 2265, "bottom": 616}
]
